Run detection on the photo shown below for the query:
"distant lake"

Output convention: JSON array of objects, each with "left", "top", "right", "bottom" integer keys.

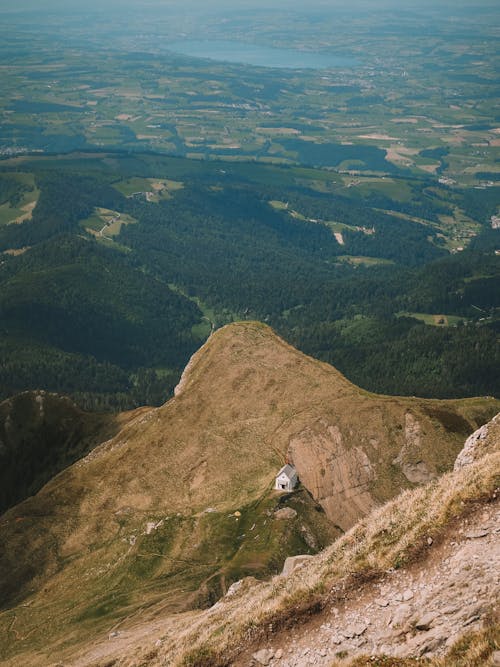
[{"left": 167, "top": 40, "right": 358, "bottom": 70}]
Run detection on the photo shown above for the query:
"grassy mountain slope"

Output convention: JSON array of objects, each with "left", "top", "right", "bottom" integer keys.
[{"left": 0, "top": 322, "right": 498, "bottom": 665}]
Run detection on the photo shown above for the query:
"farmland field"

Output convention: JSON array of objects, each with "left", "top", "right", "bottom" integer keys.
[
  {"left": 0, "top": 173, "right": 39, "bottom": 225},
  {"left": 0, "top": 2, "right": 498, "bottom": 189}
]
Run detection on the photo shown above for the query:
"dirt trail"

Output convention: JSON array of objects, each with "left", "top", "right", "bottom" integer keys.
[{"left": 241, "top": 501, "right": 499, "bottom": 666}]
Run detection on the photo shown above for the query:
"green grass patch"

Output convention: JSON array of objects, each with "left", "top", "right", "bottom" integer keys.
[
  {"left": 80, "top": 207, "right": 137, "bottom": 237},
  {"left": 76, "top": 591, "right": 131, "bottom": 622},
  {"left": 344, "top": 177, "right": 414, "bottom": 202},
  {"left": 0, "top": 172, "right": 39, "bottom": 225},
  {"left": 397, "top": 312, "right": 464, "bottom": 326},
  {"left": 81, "top": 212, "right": 104, "bottom": 232},
  {"left": 106, "top": 212, "right": 137, "bottom": 236},
  {"left": 268, "top": 201, "right": 358, "bottom": 236},
  {"left": 337, "top": 255, "right": 395, "bottom": 266},
  {"left": 191, "top": 320, "right": 213, "bottom": 340},
  {"left": 168, "top": 283, "right": 237, "bottom": 330},
  {"left": 113, "top": 177, "right": 184, "bottom": 200},
  {"left": 269, "top": 200, "right": 289, "bottom": 210},
  {"left": 112, "top": 176, "right": 152, "bottom": 196}
]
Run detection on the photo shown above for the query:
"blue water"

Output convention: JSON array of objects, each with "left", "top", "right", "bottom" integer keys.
[{"left": 167, "top": 40, "right": 358, "bottom": 70}]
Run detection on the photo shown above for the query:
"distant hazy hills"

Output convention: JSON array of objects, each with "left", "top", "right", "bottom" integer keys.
[{"left": 0, "top": 322, "right": 498, "bottom": 666}]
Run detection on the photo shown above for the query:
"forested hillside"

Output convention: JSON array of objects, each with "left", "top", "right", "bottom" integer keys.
[{"left": 0, "top": 152, "right": 498, "bottom": 409}]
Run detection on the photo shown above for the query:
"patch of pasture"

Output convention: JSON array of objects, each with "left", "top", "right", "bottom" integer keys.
[
  {"left": 0, "top": 172, "right": 39, "bottom": 225},
  {"left": 398, "top": 312, "right": 464, "bottom": 327}
]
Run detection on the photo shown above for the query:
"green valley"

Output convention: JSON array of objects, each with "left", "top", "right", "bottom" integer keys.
[{"left": 0, "top": 151, "right": 498, "bottom": 409}]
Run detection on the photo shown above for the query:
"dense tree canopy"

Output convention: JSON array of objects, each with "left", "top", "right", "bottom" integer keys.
[{"left": 0, "top": 154, "right": 498, "bottom": 409}]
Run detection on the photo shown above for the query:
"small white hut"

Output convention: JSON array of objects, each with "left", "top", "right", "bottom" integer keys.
[{"left": 275, "top": 464, "right": 298, "bottom": 492}]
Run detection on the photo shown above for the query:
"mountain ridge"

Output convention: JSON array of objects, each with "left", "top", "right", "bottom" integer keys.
[{"left": 0, "top": 321, "right": 498, "bottom": 666}]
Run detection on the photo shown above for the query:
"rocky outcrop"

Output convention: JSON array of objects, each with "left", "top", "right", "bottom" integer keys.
[
  {"left": 454, "top": 412, "right": 500, "bottom": 470},
  {"left": 392, "top": 412, "right": 437, "bottom": 483},
  {"left": 253, "top": 648, "right": 276, "bottom": 665},
  {"left": 274, "top": 507, "right": 298, "bottom": 521},
  {"left": 281, "top": 554, "right": 314, "bottom": 576}
]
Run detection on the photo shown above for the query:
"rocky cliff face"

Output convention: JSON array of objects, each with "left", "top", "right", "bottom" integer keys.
[
  {"left": 288, "top": 419, "right": 376, "bottom": 530},
  {"left": 454, "top": 411, "right": 500, "bottom": 470}
]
